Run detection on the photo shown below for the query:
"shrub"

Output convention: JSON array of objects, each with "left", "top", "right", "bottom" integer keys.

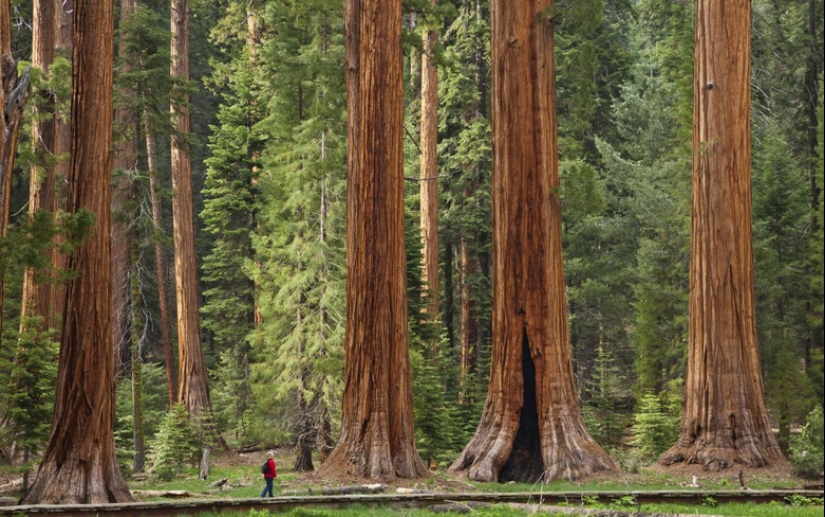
[
  {"left": 150, "top": 404, "right": 201, "bottom": 480},
  {"left": 789, "top": 405, "right": 824, "bottom": 479},
  {"left": 631, "top": 391, "right": 680, "bottom": 460}
]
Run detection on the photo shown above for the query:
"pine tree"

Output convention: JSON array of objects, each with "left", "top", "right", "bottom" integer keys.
[{"left": 247, "top": 0, "right": 347, "bottom": 467}]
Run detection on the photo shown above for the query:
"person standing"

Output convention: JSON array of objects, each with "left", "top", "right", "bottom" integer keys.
[{"left": 260, "top": 450, "right": 277, "bottom": 497}]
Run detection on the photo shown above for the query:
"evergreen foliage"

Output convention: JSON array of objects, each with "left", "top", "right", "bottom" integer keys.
[
  {"left": 115, "top": 362, "right": 173, "bottom": 472},
  {"left": 790, "top": 405, "right": 824, "bottom": 479},
  {"left": 248, "top": 0, "right": 347, "bottom": 453},
  {"left": 150, "top": 403, "right": 202, "bottom": 481},
  {"left": 631, "top": 390, "right": 681, "bottom": 461},
  {"left": 1, "top": 0, "right": 823, "bottom": 477},
  {"left": 0, "top": 316, "right": 57, "bottom": 460}
]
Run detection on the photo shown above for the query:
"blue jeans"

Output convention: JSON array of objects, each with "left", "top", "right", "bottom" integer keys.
[{"left": 260, "top": 477, "right": 274, "bottom": 497}]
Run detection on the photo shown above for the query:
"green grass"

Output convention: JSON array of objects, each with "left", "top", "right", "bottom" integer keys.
[{"left": 166, "top": 500, "right": 825, "bottom": 517}]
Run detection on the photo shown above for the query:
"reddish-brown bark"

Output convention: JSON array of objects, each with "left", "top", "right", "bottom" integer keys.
[
  {"left": 419, "top": 2, "right": 440, "bottom": 320},
  {"left": 660, "top": 0, "right": 786, "bottom": 471},
  {"left": 19, "top": 0, "right": 58, "bottom": 335},
  {"left": 448, "top": 0, "right": 614, "bottom": 483},
  {"left": 317, "top": 0, "right": 426, "bottom": 482},
  {"left": 19, "top": 0, "right": 134, "bottom": 504}
]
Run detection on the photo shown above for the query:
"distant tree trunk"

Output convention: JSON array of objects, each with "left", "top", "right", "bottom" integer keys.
[
  {"left": 458, "top": 229, "right": 478, "bottom": 405},
  {"left": 19, "top": 0, "right": 58, "bottom": 336},
  {"left": 111, "top": 0, "right": 139, "bottom": 378},
  {"left": 317, "top": 405, "right": 334, "bottom": 463},
  {"left": 170, "top": 0, "right": 222, "bottom": 448},
  {"left": 144, "top": 110, "right": 175, "bottom": 408},
  {"left": 129, "top": 232, "right": 145, "bottom": 473},
  {"left": 0, "top": 0, "right": 32, "bottom": 349},
  {"left": 448, "top": 0, "right": 614, "bottom": 483},
  {"left": 50, "top": 0, "right": 72, "bottom": 329},
  {"left": 294, "top": 338, "right": 314, "bottom": 472},
  {"left": 660, "top": 0, "right": 786, "bottom": 471},
  {"left": 317, "top": 0, "right": 426, "bottom": 482},
  {"left": 419, "top": 2, "right": 439, "bottom": 320},
  {"left": 19, "top": 0, "right": 135, "bottom": 504}
]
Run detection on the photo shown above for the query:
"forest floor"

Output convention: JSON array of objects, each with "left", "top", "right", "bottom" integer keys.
[
  {"left": 2, "top": 446, "right": 822, "bottom": 497},
  {"left": 210, "top": 446, "right": 819, "bottom": 492}
]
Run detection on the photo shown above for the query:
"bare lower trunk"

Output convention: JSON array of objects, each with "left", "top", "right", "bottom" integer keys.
[
  {"left": 318, "top": 0, "right": 426, "bottom": 482},
  {"left": 448, "top": 0, "right": 613, "bottom": 483},
  {"left": 19, "top": 0, "right": 134, "bottom": 503},
  {"left": 660, "top": 0, "right": 785, "bottom": 471},
  {"left": 419, "top": 5, "right": 439, "bottom": 320},
  {"left": 145, "top": 111, "right": 175, "bottom": 408}
]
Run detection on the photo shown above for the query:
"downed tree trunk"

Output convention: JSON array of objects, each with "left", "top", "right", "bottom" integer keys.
[
  {"left": 282, "top": 484, "right": 388, "bottom": 496},
  {"left": 131, "top": 490, "right": 193, "bottom": 498}
]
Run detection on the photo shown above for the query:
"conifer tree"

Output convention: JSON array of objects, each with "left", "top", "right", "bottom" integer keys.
[{"left": 248, "top": 0, "right": 347, "bottom": 469}]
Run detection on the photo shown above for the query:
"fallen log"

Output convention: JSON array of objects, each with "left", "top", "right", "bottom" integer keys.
[
  {"left": 131, "top": 490, "right": 193, "bottom": 499},
  {"left": 282, "top": 484, "right": 388, "bottom": 496}
]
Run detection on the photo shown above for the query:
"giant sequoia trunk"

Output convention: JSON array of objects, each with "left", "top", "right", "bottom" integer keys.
[
  {"left": 19, "top": 0, "right": 134, "bottom": 504},
  {"left": 317, "top": 0, "right": 426, "bottom": 482},
  {"left": 170, "top": 0, "right": 221, "bottom": 446},
  {"left": 448, "top": 0, "right": 614, "bottom": 483},
  {"left": 660, "top": 0, "right": 786, "bottom": 471}
]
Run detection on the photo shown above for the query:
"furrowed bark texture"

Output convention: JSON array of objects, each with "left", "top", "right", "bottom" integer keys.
[
  {"left": 170, "top": 0, "right": 219, "bottom": 442},
  {"left": 448, "top": 0, "right": 614, "bottom": 483},
  {"left": 19, "top": 0, "right": 134, "bottom": 504},
  {"left": 660, "top": 0, "right": 786, "bottom": 471},
  {"left": 318, "top": 0, "right": 426, "bottom": 482}
]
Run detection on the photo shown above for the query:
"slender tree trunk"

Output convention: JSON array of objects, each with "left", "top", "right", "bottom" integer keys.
[
  {"left": 458, "top": 231, "right": 478, "bottom": 405},
  {"left": 50, "top": 0, "right": 72, "bottom": 330},
  {"left": 19, "top": 0, "right": 57, "bottom": 336},
  {"left": 170, "top": 0, "right": 221, "bottom": 447},
  {"left": 448, "top": 0, "right": 613, "bottom": 483},
  {"left": 129, "top": 235, "right": 145, "bottom": 473},
  {"left": 318, "top": 0, "right": 426, "bottom": 482},
  {"left": 111, "top": 0, "right": 139, "bottom": 378},
  {"left": 144, "top": 110, "right": 176, "bottom": 408},
  {"left": 419, "top": 2, "right": 439, "bottom": 320},
  {"left": 660, "top": 0, "right": 786, "bottom": 471},
  {"left": 295, "top": 319, "right": 314, "bottom": 472},
  {"left": 19, "top": 0, "right": 134, "bottom": 503},
  {"left": 170, "top": 0, "right": 197, "bottom": 411},
  {"left": 0, "top": 0, "right": 32, "bottom": 349}
]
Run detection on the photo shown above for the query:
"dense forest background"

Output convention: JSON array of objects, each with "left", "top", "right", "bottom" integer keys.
[{"left": 1, "top": 0, "right": 823, "bottom": 478}]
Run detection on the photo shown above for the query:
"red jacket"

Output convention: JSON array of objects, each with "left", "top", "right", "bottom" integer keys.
[{"left": 264, "top": 458, "right": 277, "bottom": 479}]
